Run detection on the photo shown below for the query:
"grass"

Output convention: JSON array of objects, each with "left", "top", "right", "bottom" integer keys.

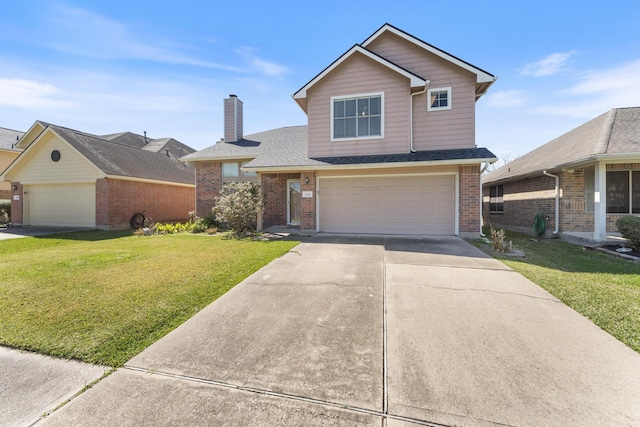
[
  {"left": 0, "top": 230, "right": 299, "bottom": 366},
  {"left": 475, "top": 229, "right": 640, "bottom": 353}
]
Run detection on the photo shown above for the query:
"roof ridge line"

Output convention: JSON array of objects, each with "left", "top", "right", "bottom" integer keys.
[
  {"left": 594, "top": 109, "right": 618, "bottom": 154},
  {"left": 50, "top": 124, "right": 154, "bottom": 150}
]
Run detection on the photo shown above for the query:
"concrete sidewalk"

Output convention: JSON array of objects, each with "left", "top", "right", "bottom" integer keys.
[
  {"left": 0, "top": 226, "right": 90, "bottom": 240},
  {"left": 0, "top": 347, "right": 107, "bottom": 427},
  {"left": 36, "top": 236, "right": 640, "bottom": 426}
]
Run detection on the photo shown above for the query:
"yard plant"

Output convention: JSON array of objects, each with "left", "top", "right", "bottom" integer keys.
[
  {"left": 616, "top": 216, "right": 640, "bottom": 252},
  {"left": 212, "top": 182, "right": 264, "bottom": 235},
  {"left": 0, "top": 230, "right": 298, "bottom": 366},
  {"left": 478, "top": 229, "right": 640, "bottom": 353}
]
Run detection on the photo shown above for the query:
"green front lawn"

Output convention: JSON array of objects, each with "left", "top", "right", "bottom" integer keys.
[
  {"left": 477, "top": 230, "right": 640, "bottom": 353},
  {"left": 0, "top": 231, "right": 299, "bottom": 366}
]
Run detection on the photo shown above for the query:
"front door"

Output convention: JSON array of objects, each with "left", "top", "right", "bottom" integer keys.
[{"left": 287, "top": 180, "right": 301, "bottom": 225}]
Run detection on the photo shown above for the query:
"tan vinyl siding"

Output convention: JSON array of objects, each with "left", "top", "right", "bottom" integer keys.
[
  {"left": 366, "top": 31, "right": 477, "bottom": 150},
  {"left": 0, "top": 150, "right": 20, "bottom": 195},
  {"left": 307, "top": 52, "right": 410, "bottom": 158},
  {"left": 10, "top": 132, "right": 103, "bottom": 184}
]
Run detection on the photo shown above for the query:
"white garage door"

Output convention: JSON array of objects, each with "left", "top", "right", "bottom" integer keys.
[
  {"left": 27, "top": 184, "right": 96, "bottom": 227},
  {"left": 319, "top": 175, "right": 455, "bottom": 234}
]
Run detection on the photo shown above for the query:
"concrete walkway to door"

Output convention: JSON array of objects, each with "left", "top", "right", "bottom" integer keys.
[{"left": 38, "top": 236, "right": 640, "bottom": 426}]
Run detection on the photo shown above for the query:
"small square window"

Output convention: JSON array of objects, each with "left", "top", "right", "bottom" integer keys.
[
  {"left": 428, "top": 87, "right": 452, "bottom": 111},
  {"left": 222, "top": 162, "right": 239, "bottom": 178}
]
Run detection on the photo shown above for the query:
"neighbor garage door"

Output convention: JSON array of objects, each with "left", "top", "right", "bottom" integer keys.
[
  {"left": 27, "top": 184, "right": 96, "bottom": 227},
  {"left": 319, "top": 175, "right": 455, "bottom": 234}
]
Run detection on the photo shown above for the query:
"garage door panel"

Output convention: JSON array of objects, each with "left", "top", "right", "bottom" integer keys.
[
  {"left": 28, "top": 184, "right": 96, "bottom": 227},
  {"left": 320, "top": 175, "right": 455, "bottom": 235}
]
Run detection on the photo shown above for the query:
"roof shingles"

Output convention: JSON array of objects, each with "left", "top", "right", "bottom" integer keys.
[{"left": 484, "top": 107, "right": 640, "bottom": 184}]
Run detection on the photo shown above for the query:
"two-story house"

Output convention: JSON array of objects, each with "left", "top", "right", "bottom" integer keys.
[{"left": 184, "top": 24, "right": 497, "bottom": 236}]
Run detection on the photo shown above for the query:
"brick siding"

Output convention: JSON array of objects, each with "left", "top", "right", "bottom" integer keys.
[
  {"left": 195, "top": 162, "right": 222, "bottom": 218},
  {"left": 96, "top": 178, "right": 194, "bottom": 229},
  {"left": 9, "top": 182, "right": 23, "bottom": 225},
  {"left": 261, "top": 173, "right": 300, "bottom": 227},
  {"left": 300, "top": 171, "right": 316, "bottom": 230},
  {"left": 459, "top": 165, "right": 481, "bottom": 233}
]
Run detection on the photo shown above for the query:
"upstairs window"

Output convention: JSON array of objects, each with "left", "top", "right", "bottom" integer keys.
[
  {"left": 428, "top": 87, "right": 452, "bottom": 111},
  {"left": 332, "top": 93, "right": 382, "bottom": 140},
  {"left": 489, "top": 185, "right": 504, "bottom": 213}
]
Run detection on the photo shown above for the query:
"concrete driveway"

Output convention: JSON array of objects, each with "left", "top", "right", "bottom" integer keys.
[
  {"left": 0, "top": 226, "right": 90, "bottom": 240},
  {"left": 38, "top": 236, "right": 640, "bottom": 426}
]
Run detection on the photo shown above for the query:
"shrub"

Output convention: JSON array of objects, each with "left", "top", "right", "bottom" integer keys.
[
  {"left": 0, "top": 201, "right": 10, "bottom": 223},
  {"left": 489, "top": 225, "right": 513, "bottom": 253},
  {"left": 189, "top": 214, "right": 219, "bottom": 234},
  {"left": 616, "top": 216, "right": 640, "bottom": 251},
  {"left": 212, "top": 182, "right": 264, "bottom": 236}
]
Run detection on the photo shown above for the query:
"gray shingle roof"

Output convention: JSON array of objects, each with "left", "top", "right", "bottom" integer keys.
[
  {"left": 47, "top": 124, "right": 195, "bottom": 185},
  {"left": 184, "top": 125, "right": 496, "bottom": 169},
  {"left": 484, "top": 107, "right": 640, "bottom": 184},
  {"left": 0, "top": 127, "right": 24, "bottom": 151}
]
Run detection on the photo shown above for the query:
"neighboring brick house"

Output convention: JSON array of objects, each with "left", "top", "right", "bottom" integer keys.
[
  {"left": 1, "top": 121, "right": 196, "bottom": 229},
  {"left": 184, "top": 24, "right": 497, "bottom": 236},
  {"left": 0, "top": 127, "right": 24, "bottom": 199},
  {"left": 482, "top": 107, "right": 640, "bottom": 242}
]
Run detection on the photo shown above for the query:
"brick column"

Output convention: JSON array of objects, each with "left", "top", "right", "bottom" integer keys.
[
  {"left": 300, "top": 171, "right": 316, "bottom": 231},
  {"left": 459, "top": 165, "right": 480, "bottom": 236},
  {"left": 10, "top": 182, "right": 23, "bottom": 225}
]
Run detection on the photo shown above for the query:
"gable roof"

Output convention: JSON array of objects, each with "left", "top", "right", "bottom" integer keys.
[
  {"left": 484, "top": 107, "right": 640, "bottom": 184},
  {"left": 292, "top": 23, "right": 497, "bottom": 112},
  {"left": 4, "top": 122, "right": 195, "bottom": 185},
  {"left": 0, "top": 127, "right": 24, "bottom": 151},
  {"left": 292, "top": 44, "right": 428, "bottom": 110},
  {"left": 363, "top": 23, "right": 496, "bottom": 86}
]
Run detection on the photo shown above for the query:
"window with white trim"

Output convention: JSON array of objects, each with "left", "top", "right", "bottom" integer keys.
[
  {"left": 428, "top": 87, "right": 451, "bottom": 111},
  {"left": 607, "top": 170, "right": 640, "bottom": 214},
  {"left": 332, "top": 93, "right": 382, "bottom": 140},
  {"left": 489, "top": 185, "right": 503, "bottom": 213}
]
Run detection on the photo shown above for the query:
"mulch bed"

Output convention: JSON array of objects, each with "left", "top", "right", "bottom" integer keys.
[{"left": 596, "top": 244, "right": 640, "bottom": 262}]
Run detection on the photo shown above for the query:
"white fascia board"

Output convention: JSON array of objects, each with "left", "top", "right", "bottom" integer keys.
[
  {"left": 181, "top": 154, "right": 257, "bottom": 163},
  {"left": 243, "top": 157, "right": 497, "bottom": 173},
  {"left": 293, "top": 45, "right": 426, "bottom": 100},
  {"left": 363, "top": 24, "right": 496, "bottom": 84}
]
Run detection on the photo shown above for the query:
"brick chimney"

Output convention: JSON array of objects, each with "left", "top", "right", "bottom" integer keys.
[{"left": 224, "top": 94, "right": 243, "bottom": 143}]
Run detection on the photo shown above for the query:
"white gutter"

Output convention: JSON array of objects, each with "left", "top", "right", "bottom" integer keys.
[
  {"left": 409, "top": 82, "right": 429, "bottom": 153},
  {"left": 543, "top": 170, "right": 560, "bottom": 235},
  {"left": 479, "top": 161, "right": 490, "bottom": 237}
]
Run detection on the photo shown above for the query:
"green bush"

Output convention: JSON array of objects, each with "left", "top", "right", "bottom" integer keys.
[
  {"left": 189, "top": 214, "right": 219, "bottom": 233},
  {"left": 615, "top": 216, "right": 640, "bottom": 251},
  {"left": 0, "top": 201, "right": 10, "bottom": 223},
  {"left": 212, "top": 182, "right": 264, "bottom": 236}
]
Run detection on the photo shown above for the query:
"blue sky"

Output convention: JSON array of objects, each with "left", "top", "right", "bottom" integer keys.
[{"left": 1, "top": 0, "right": 639, "bottom": 162}]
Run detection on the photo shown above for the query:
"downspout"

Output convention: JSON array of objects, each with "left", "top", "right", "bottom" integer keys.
[
  {"left": 543, "top": 170, "right": 560, "bottom": 235},
  {"left": 479, "top": 162, "right": 490, "bottom": 237},
  {"left": 409, "top": 82, "right": 429, "bottom": 153}
]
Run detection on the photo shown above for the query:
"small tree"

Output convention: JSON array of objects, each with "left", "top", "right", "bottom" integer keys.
[
  {"left": 616, "top": 216, "right": 640, "bottom": 252},
  {"left": 212, "top": 182, "right": 264, "bottom": 236}
]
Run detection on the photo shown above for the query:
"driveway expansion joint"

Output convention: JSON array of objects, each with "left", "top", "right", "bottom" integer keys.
[{"left": 122, "top": 365, "right": 452, "bottom": 426}]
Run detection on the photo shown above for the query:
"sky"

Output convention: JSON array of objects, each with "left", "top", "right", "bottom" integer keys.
[{"left": 1, "top": 0, "right": 639, "bottom": 163}]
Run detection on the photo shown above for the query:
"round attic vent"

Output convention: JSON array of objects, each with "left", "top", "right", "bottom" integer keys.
[{"left": 51, "top": 150, "right": 61, "bottom": 162}]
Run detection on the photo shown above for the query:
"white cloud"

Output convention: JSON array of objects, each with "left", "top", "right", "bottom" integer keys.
[
  {"left": 236, "top": 47, "right": 289, "bottom": 76},
  {"left": 520, "top": 51, "right": 577, "bottom": 77},
  {"left": 534, "top": 58, "right": 640, "bottom": 118},
  {"left": 0, "top": 78, "right": 75, "bottom": 109},
  {"left": 485, "top": 90, "right": 527, "bottom": 108},
  {"left": 44, "top": 6, "right": 242, "bottom": 71}
]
